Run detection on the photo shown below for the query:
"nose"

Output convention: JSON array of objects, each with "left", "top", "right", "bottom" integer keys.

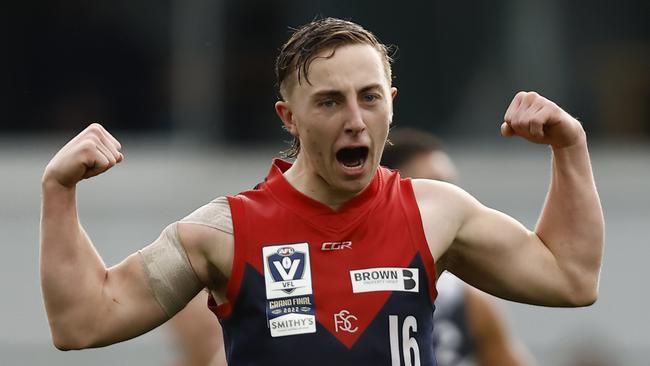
[{"left": 344, "top": 101, "right": 366, "bottom": 135}]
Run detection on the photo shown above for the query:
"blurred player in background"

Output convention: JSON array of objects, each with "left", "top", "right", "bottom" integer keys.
[
  {"left": 167, "top": 291, "right": 226, "bottom": 366},
  {"left": 382, "top": 127, "right": 536, "bottom": 366}
]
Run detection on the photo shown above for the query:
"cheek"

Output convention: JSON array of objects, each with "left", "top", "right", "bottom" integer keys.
[
  {"left": 368, "top": 114, "right": 390, "bottom": 138},
  {"left": 302, "top": 129, "right": 322, "bottom": 150},
  {"left": 302, "top": 127, "right": 333, "bottom": 162},
  {"left": 302, "top": 117, "right": 334, "bottom": 141}
]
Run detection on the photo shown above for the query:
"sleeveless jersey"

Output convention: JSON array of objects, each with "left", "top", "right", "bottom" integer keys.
[{"left": 209, "top": 159, "right": 438, "bottom": 366}]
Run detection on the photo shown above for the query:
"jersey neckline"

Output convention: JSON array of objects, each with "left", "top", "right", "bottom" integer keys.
[{"left": 262, "top": 159, "right": 384, "bottom": 233}]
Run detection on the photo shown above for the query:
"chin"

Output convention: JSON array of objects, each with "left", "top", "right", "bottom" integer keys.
[{"left": 339, "top": 173, "right": 373, "bottom": 193}]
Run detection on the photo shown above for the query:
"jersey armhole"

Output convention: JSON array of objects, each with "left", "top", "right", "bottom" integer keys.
[
  {"left": 400, "top": 178, "right": 438, "bottom": 303},
  {"left": 209, "top": 195, "right": 246, "bottom": 319}
]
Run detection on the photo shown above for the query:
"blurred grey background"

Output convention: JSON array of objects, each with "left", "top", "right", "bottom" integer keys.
[{"left": 1, "top": 0, "right": 649, "bottom": 365}]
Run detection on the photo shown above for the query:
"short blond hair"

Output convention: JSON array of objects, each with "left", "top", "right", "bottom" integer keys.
[{"left": 275, "top": 18, "right": 394, "bottom": 157}]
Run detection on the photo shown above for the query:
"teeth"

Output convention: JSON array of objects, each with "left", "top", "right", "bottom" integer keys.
[
  {"left": 336, "top": 146, "right": 368, "bottom": 169},
  {"left": 343, "top": 159, "right": 363, "bottom": 168}
]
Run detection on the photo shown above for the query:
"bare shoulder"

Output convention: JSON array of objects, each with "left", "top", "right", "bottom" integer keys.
[
  {"left": 410, "top": 178, "right": 479, "bottom": 208},
  {"left": 177, "top": 222, "right": 234, "bottom": 292},
  {"left": 410, "top": 179, "right": 482, "bottom": 269}
]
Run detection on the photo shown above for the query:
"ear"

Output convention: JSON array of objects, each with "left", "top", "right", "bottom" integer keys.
[
  {"left": 275, "top": 100, "right": 298, "bottom": 136},
  {"left": 389, "top": 87, "right": 398, "bottom": 124}
]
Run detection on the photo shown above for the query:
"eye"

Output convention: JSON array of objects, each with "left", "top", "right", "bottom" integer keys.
[
  {"left": 318, "top": 99, "right": 337, "bottom": 108},
  {"left": 362, "top": 94, "right": 380, "bottom": 103}
]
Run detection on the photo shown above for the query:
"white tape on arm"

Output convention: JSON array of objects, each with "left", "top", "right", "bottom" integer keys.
[{"left": 138, "top": 222, "right": 203, "bottom": 317}]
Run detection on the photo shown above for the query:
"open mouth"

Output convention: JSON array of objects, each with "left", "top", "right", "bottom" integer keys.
[{"left": 336, "top": 146, "right": 369, "bottom": 169}]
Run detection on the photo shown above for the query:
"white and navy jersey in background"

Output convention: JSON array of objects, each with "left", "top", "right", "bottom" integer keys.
[{"left": 432, "top": 273, "right": 476, "bottom": 366}]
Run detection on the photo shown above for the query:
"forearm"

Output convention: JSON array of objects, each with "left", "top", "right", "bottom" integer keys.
[
  {"left": 40, "top": 178, "right": 108, "bottom": 343},
  {"left": 535, "top": 132, "right": 604, "bottom": 303}
]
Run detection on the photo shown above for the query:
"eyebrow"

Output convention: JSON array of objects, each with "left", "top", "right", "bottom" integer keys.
[
  {"left": 310, "top": 83, "right": 384, "bottom": 100},
  {"left": 310, "top": 89, "right": 344, "bottom": 101},
  {"left": 358, "top": 83, "right": 384, "bottom": 94}
]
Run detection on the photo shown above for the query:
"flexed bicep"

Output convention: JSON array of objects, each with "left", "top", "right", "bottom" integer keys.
[
  {"left": 90, "top": 251, "right": 172, "bottom": 348},
  {"left": 412, "top": 179, "right": 579, "bottom": 307},
  {"left": 447, "top": 201, "right": 579, "bottom": 307},
  {"left": 53, "top": 223, "right": 206, "bottom": 350}
]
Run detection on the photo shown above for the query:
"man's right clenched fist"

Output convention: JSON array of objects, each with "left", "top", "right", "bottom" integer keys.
[{"left": 43, "top": 123, "right": 124, "bottom": 188}]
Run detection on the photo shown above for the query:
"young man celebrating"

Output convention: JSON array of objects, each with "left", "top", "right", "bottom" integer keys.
[{"left": 40, "top": 18, "right": 603, "bottom": 366}]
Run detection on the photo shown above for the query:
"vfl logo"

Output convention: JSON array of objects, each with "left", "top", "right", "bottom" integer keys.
[
  {"left": 321, "top": 241, "right": 352, "bottom": 251},
  {"left": 263, "top": 243, "right": 312, "bottom": 300},
  {"left": 334, "top": 310, "right": 358, "bottom": 333},
  {"left": 267, "top": 246, "right": 306, "bottom": 294}
]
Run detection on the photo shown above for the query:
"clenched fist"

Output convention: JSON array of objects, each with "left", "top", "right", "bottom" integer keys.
[
  {"left": 501, "top": 91, "right": 585, "bottom": 148},
  {"left": 43, "top": 123, "right": 123, "bottom": 188}
]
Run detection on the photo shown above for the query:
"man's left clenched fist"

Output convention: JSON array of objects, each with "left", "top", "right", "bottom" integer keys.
[{"left": 501, "top": 91, "right": 585, "bottom": 148}]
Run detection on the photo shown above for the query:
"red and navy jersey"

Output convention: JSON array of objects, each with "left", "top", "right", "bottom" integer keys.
[{"left": 210, "top": 159, "right": 438, "bottom": 366}]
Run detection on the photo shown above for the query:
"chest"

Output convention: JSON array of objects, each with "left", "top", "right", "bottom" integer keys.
[{"left": 232, "top": 198, "right": 437, "bottom": 343}]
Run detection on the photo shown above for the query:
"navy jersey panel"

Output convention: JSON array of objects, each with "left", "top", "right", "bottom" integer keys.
[{"left": 220, "top": 255, "right": 437, "bottom": 366}]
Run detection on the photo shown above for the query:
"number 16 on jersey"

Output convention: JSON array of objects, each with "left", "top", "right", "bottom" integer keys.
[{"left": 389, "top": 315, "right": 421, "bottom": 366}]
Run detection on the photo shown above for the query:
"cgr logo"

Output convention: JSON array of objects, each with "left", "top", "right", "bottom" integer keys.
[{"left": 321, "top": 241, "right": 352, "bottom": 251}]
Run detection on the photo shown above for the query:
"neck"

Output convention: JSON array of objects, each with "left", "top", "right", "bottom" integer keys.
[{"left": 283, "top": 156, "right": 362, "bottom": 211}]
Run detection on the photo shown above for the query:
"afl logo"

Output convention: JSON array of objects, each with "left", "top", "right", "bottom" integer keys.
[{"left": 277, "top": 247, "right": 295, "bottom": 256}]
